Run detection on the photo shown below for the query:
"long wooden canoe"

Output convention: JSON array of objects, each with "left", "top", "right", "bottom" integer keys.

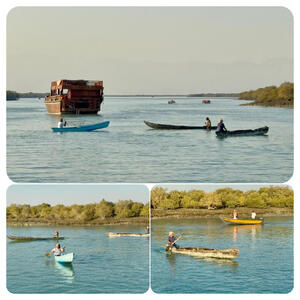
[
  {"left": 144, "top": 120, "right": 217, "bottom": 130},
  {"left": 216, "top": 126, "right": 269, "bottom": 137},
  {"left": 107, "top": 232, "right": 150, "bottom": 237},
  {"left": 7, "top": 235, "right": 65, "bottom": 241},
  {"left": 55, "top": 253, "right": 74, "bottom": 264},
  {"left": 166, "top": 247, "right": 239, "bottom": 259},
  {"left": 223, "top": 218, "right": 264, "bottom": 225}
]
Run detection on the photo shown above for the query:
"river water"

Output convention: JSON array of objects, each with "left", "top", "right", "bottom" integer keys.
[
  {"left": 7, "top": 225, "right": 149, "bottom": 293},
  {"left": 151, "top": 216, "right": 293, "bottom": 293},
  {"left": 7, "top": 97, "right": 293, "bottom": 183}
]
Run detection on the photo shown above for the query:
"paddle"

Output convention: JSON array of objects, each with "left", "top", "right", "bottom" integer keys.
[
  {"left": 45, "top": 251, "right": 52, "bottom": 257},
  {"left": 165, "top": 235, "right": 182, "bottom": 252}
]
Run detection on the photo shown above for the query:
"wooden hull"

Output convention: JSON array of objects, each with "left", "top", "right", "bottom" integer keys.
[
  {"left": 108, "top": 232, "right": 150, "bottom": 237},
  {"left": 223, "top": 218, "right": 264, "bottom": 225},
  {"left": 216, "top": 126, "right": 269, "bottom": 137},
  {"left": 52, "top": 121, "right": 110, "bottom": 132},
  {"left": 144, "top": 120, "right": 217, "bottom": 130},
  {"left": 7, "top": 235, "right": 64, "bottom": 241},
  {"left": 167, "top": 247, "right": 239, "bottom": 259},
  {"left": 55, "top": 253, "right": 74, "bottom": 263}
]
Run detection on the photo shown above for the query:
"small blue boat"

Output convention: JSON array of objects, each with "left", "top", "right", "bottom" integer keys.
[
  {"left": 55, "top": 253, "right": 74, "bottom": 264},
  {"left": 52, "top": 121, "right": 109, "bottom": 132}
]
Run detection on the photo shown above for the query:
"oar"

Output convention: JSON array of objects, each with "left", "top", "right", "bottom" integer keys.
[
  {"left": 45, "top": 251, "right": 52, "bottom": 257},
  {"left": 165, "top": 235, "right": 182, "bottom": 252}
]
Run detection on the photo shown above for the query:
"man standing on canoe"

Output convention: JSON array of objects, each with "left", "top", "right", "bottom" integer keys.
[
  {"left": 216, "top": 119, "right": 227, "bottom": 133},
  {"left": 168, "top": 232, "right": 181, "bottom": 249},
  {"left": 232, "top": 209, "right": 238, "bottom": 219},
  {"left": 205, "top": 117, "right": 212, "bottom": 130}
]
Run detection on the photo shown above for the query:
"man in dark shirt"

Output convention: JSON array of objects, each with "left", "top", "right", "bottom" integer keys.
[
  {"left": 168, "top": 232, "right": 181, "bottom": 249},
  {"left": 216, "top": 119, "right": 227, "bottom": 132}
]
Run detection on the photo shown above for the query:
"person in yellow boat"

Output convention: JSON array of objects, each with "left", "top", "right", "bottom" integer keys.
[
  {"left": 232, "top": 209, "right": 238, "bottom": 219},
  {"left": 251, "top": 211, "right": 256, "bottom": 219}
]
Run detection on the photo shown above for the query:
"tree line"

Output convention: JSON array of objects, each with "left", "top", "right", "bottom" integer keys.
[
  {"left": 151, "top": 186, "right": 293, "bottom": 209},
  {"left": 7, "top": 200, "right": 149, "bottom": 222},
  {"left": 239, "top": 82, "right": 293, "bottom": 107}
]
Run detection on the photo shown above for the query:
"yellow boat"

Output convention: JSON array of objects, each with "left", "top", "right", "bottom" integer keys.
[{"left": 223, "top": 218, "right": 263, "bottom": 225}]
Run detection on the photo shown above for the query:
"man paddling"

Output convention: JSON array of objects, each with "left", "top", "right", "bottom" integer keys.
[
  {"left": 57, "top": 118, "right": 67, "bottom": 128},
  {"left": 50, "top": 243, "right": 66, "bottom": 256},
  {"left": 53, "top": 231, "right": 59, "bottom": 239},
  {"left": 216, "top": 119, "right": 227, "bottom": 133},
  {"left": 167, "top": 232, "right": 182, "bottom": 249}
]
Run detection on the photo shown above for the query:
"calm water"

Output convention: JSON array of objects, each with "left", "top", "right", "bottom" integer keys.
[
  {"left": 7, "top": 97, "right": 293, "bottom": 183},
  {"left": 151, "top": 217, "right": 293, "bottom": 293},
  {"left": 7, "top": 225, "right": 149, "bottom": 293}
]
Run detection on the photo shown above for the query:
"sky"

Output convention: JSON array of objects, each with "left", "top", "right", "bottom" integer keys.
[
  {"left": 6, "top": 6, "right": 293, "bottom": 94},
  {"left": 6, "top": 184, "right": 149, "bottom": 206}
]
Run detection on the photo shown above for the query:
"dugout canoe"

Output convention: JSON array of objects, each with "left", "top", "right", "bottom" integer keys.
[
  {"left": 52, "top": 121, "right": 109, "bottom": 132},
  {"left": 223, "top": 218, "right": 264, "bottom": 225},
  {"left": 107, "top": 232, "right": 150, "bottom": 237},
  {"left": 216, "top": 126, "right": 269, "bottom": 137},
  {"left": 7, "top": 235, "right": 65, "bottom": 241},
  {"left": 144, "top": 120, "right": 217, "bottom": 130},
  {"left": 166, "top": 247, "right": 239, "bottom": 259},
  {"left": 55, "top": 253, "right": 74, "bottom": 264}
]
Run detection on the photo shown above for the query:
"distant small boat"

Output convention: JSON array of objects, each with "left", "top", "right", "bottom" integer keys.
[
  {"left": 7, "top": 235, "right": 65, "bottom": 241},
  {"left": 55, "top": 253, "right": 74, "bottom": 264},
  {"left": 107, "top": 232, "right": 150, "bottom": 237},
  {"left": 216, "top": 126, "right": 269, "bottom": 137},
  {"left": 166, "top": 247, "right": 239, "bottom": 259},
  {"left": 144, "top": 120, "right": 217, "bottom": 130},
  {"left": 223, "top": 218, "right": 264, "bottom": 225},
  {"left": 52, "top": 121, "right": 109, "bottom": 132},
  {"left": 168, "top": 100, "right": 176, "bottom": 104},
  {"left": 202, "top": 100, "right": 211, "bottom": 104}
]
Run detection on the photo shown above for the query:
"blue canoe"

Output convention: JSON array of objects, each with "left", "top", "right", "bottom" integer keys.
[{"left": 52, "top": 121, "right": 109, "bottom": 132}]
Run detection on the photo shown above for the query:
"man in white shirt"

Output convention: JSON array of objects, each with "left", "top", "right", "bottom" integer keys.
[
  {"left": 251, "top": 211, "right": 256, "bottom": 219},
  {"left": 58, "top": 118, "right": 66, "bottom": 128}
]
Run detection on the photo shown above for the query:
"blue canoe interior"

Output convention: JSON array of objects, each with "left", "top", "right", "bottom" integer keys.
[{"left": 52, "top": 121, "right": 110, "bottom": 132}]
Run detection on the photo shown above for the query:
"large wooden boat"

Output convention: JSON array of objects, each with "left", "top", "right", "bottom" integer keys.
[
  {"left": 52, "top": 121, "right": 110, "bottom": 133},
  {"left": 44, "top": 79, "right": 104, "bottom": 114},
  {"left": 107, "top": 232, "right": 150, "bottom": 237},
  {"left": 144, "top": 120, "right": 217, "bottom": 130},
  {"left": 223, "top": 218, "right": 264, "bottom": 225},
  {"left": 166, "top": 247, "right": 239, "bottom": 259},
  {"left": 7, "top": 235, "right": 65, "bottom": 241},
  {"left": 216, "top": 126, "right": 269, "bottom": 137}
]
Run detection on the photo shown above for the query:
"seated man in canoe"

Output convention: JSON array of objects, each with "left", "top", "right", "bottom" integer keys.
[
  {"left": 205, "top": 117, "right": 212, "bottom": 130},
  {"left": 167, "top": 232, "right": 182, "bottom": 249},
  {"left": 58, "top": 118, "right": 67, "bottom": 128},
  {"left": 53, "top": 231, "right": 59, "bottom": 239},
  {"left": 49, "top": 243, "right": 66, "bottom": 256},
  {"left": 216, "top": 119, "right": 227, "bottom": 133}
]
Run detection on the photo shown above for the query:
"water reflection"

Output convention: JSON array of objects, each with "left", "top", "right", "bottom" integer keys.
[
  {"left": 231, "top": 224, "right": 262, "bottom": 242},
  {"left": 45, "top": 259, "right": 75, "bottom": 283}
]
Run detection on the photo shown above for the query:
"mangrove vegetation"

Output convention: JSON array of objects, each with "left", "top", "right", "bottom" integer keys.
[
  {"left": 239, "top": 82, "right": 294, "bottom": 107},
  {"left": 7, "top": 200, "right": 149, "bottom": 225}
]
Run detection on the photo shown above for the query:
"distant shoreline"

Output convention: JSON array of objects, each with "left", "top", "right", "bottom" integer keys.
[
  {"left": 151, "top": 207, "right": 293, "bottom": 219},
  {"left": 7, "top": 216, "right": 149, "bottom": 227}
]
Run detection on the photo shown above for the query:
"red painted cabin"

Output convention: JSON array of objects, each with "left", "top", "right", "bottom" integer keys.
[{"left": 44, "top": 79, "right": 104, "bottom": 114}]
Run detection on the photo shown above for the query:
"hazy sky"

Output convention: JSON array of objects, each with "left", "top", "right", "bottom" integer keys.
[
  {"left": 7, "top": 185, "right": 149, "bottom": 206},
  {"left": 7, "top": 7, "right": 293, "bottom": 94}
]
